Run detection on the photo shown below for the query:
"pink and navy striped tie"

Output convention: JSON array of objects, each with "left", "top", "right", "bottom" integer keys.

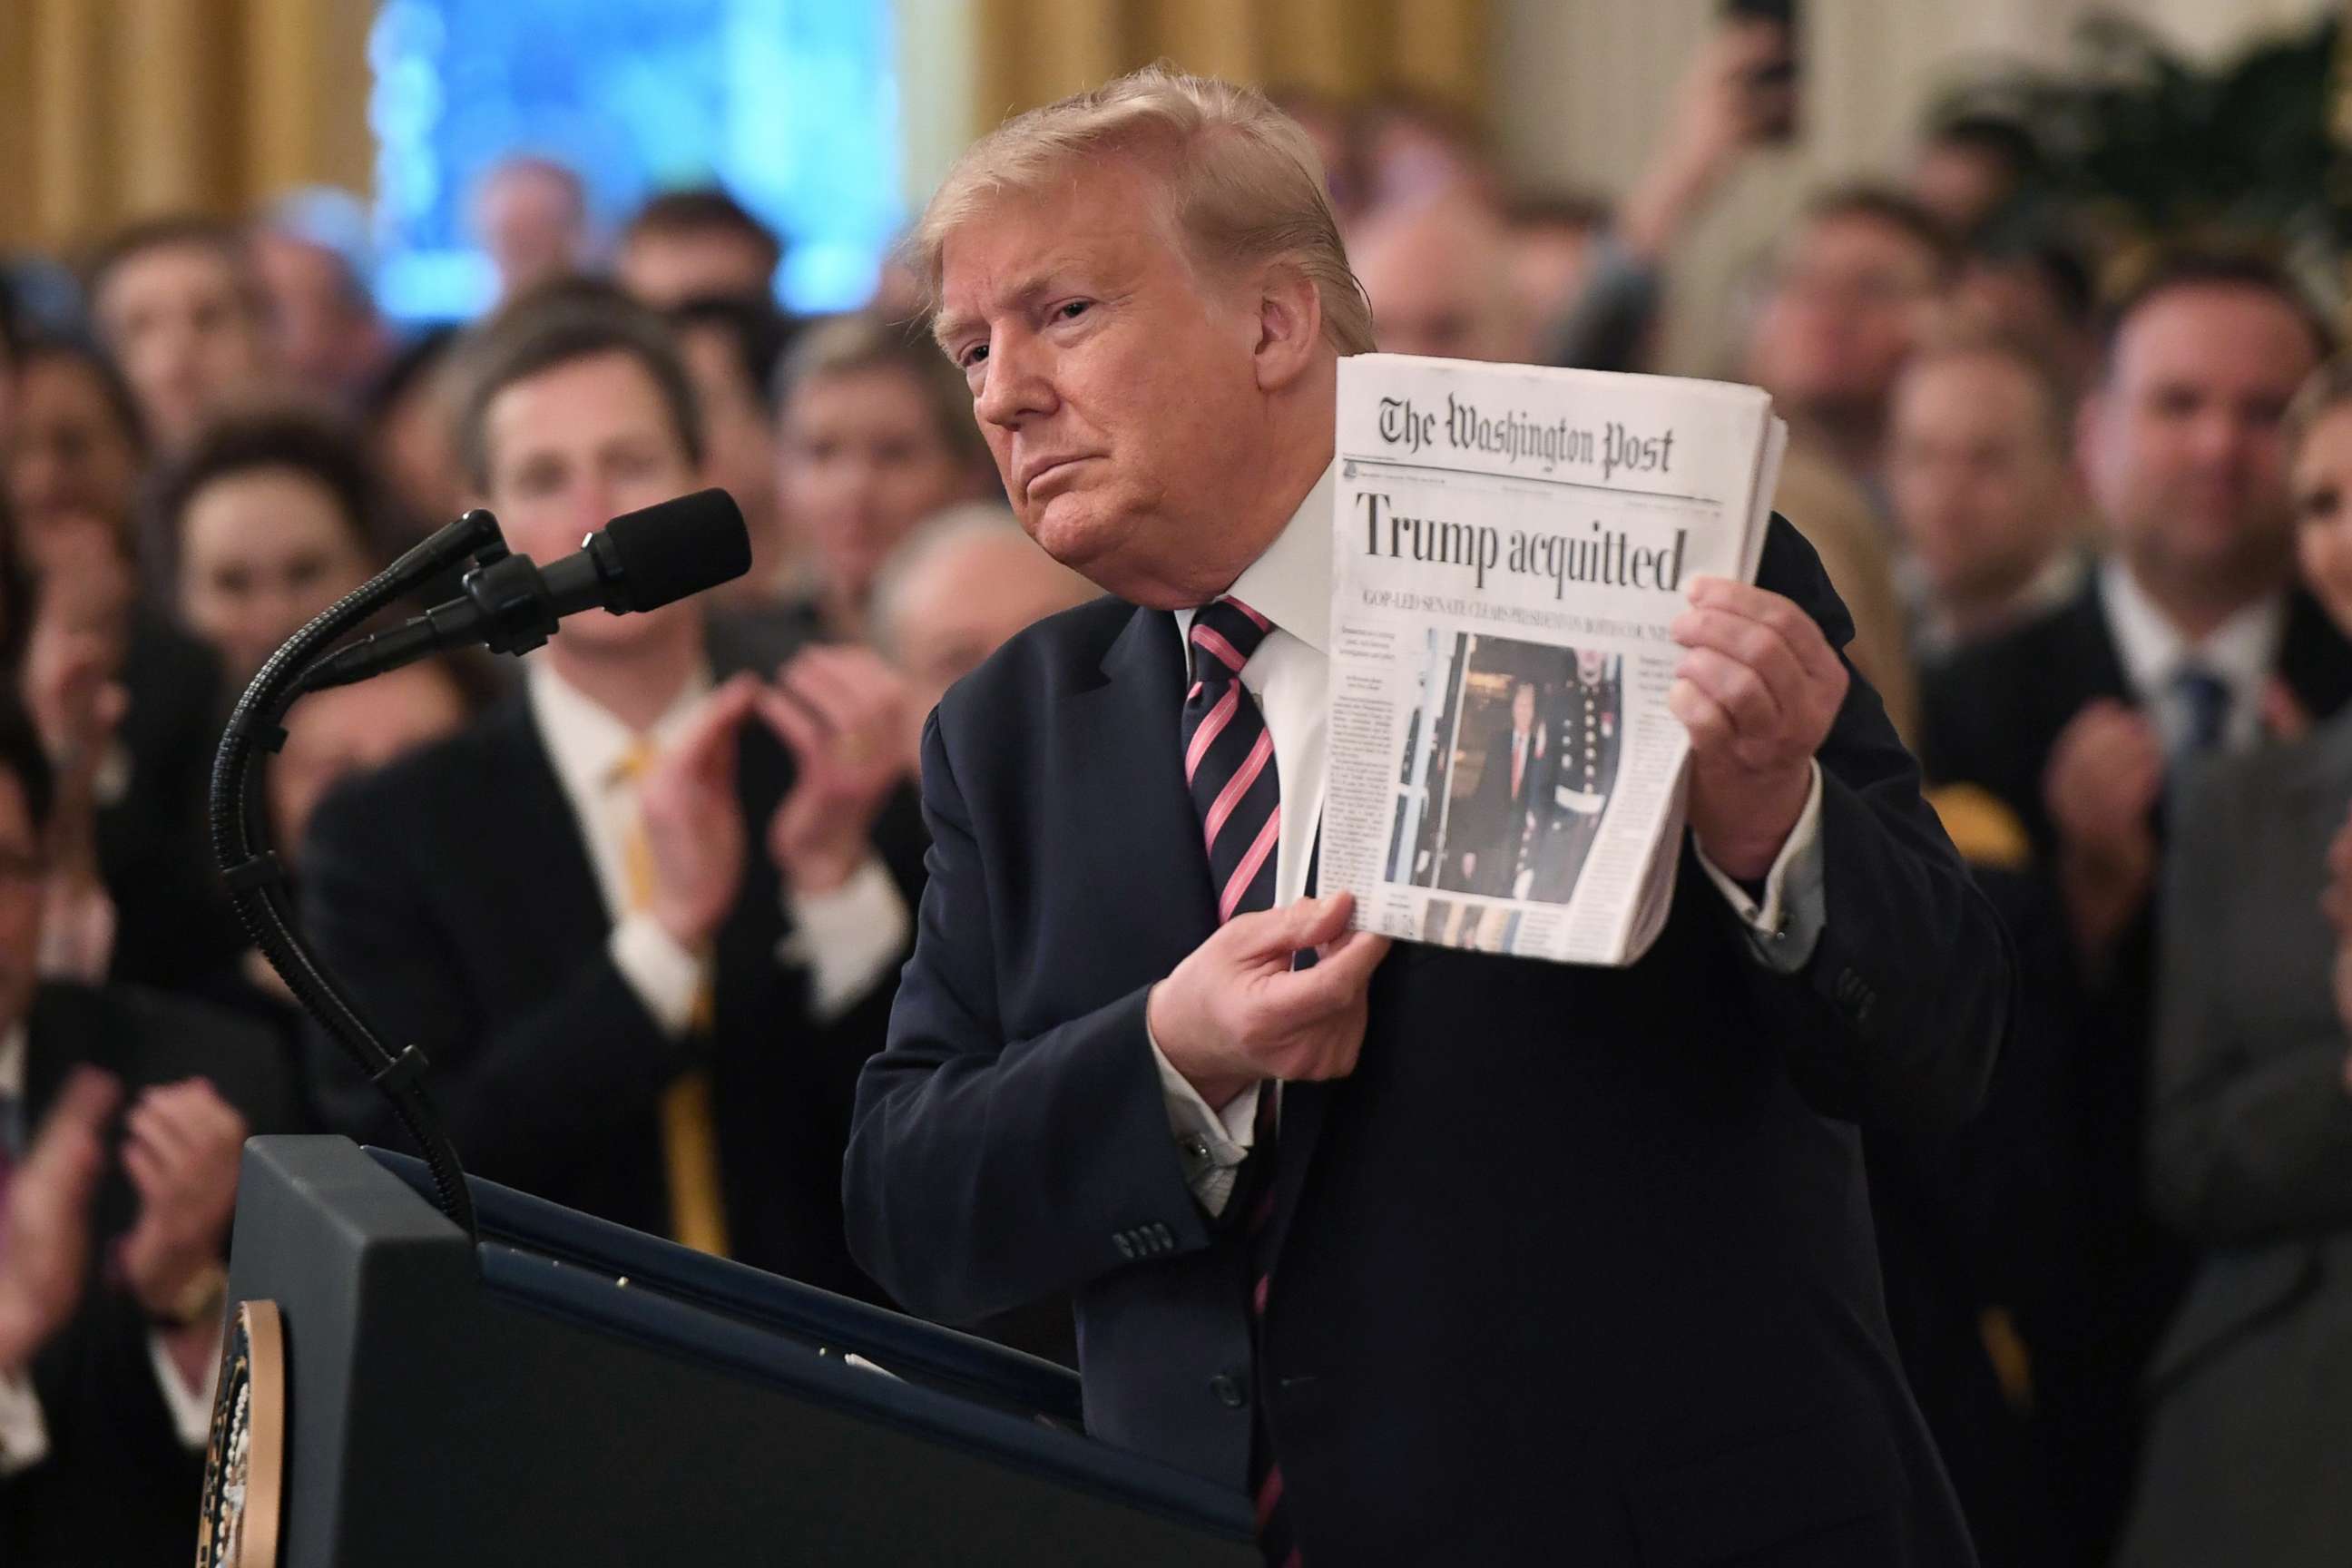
[
  {"left": 1183, "top": 597, "right": 1281, "bottom": 925},
  {"left": 1181, "top": 597, "right": 1299, "bottom": 1564}
]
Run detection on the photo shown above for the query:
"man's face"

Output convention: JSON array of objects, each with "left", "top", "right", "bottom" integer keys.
[
  {"left": 1355, "top": 204, "right": 1522, "bottom": 362},
  {"left": 0, "top": 775, "right": 45, "bottom": 1030},
  {"left": 1888, "top": 352, "right": 2069, "bottom": 604},
  {"left": 934, "top": 159, "right": 1278, "bottom": 607},
  {"left": 780, "top": 366, "right": 970, "bottom": 611},
  {"left": 479, "top": 349, "right": 704, "bottom": 652},
  {"left": 891, "top": 531, "right": 1093, "bottom": 757},
  {"left": 475, "top": 168, "right": 587, "bottom": 300},
  {"left": 94, "top": 242, "right": 270, "bottom": 452},
  {"left": 1747, "top": 214, "right": 1942, "bottom": 423},
  {"left": 1510, "top": 682, "right": 1535, "bottom": 732},
  {"left": 2082, "top": 286, "right": 2318, "bottom": 588},
  {"left": 620, "top": 231, "right": 776, "bottom": 309},
  {"left": 253, "top": 231, "right": 377, "bottom": 394}
]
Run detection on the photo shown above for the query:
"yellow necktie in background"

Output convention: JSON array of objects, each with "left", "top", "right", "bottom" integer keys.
[{"left": 614, "top": 740, "right": 730, "bottom": 1259}]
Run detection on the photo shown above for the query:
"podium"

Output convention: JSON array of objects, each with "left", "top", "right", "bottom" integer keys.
[{"left": 207, "top": 1135, "right": 1256, "bottom": 1565}]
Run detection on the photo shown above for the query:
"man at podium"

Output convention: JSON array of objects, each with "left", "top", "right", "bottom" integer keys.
[{"left": 846, "top": 68, "right": 2013, "bottom": 1565}]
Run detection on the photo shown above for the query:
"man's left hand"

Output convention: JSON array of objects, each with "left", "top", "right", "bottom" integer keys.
[
  {"left": 115, "top": 1079, "right": 247, "bottom": 1318},
  {"left": 1669, "top": 575, "right": 1847, "bottom": 880},
  {"left": 756, "top": 645, "right": 911, "bottom": 897}
]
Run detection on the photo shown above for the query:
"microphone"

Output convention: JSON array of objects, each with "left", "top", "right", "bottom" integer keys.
[{"left": 307, "top": 488, "right": 750, "bottom": 690}]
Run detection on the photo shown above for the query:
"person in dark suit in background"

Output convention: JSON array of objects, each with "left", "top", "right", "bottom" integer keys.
[
  {"left": 846, "top": 67, "right": 2011, "bottom": 1565},
  {"left": 0, "top": 697, "right": 299, "bottom": 1567},
  {"left": 301, "top": 282, "right": 920, "bottom": 1294},
  {"left": 1921, "top": 249, "right": 2348, "bottom": 1558},
  {"left": 2118, "top": 358, "right": 2352, "bottom": 1567},
  {"left": 1452, "top": 676, "right": 1539, "bottom": 896}
]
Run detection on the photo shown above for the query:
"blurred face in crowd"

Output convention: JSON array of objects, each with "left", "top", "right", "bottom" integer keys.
[
  {"left": 620, "top": 230, "right": 776, "bottom": 309},
  {"left": 478, "top": 348, "right": 703, "bottom": 655},
  {"left": 178, "top": 466, "right": 375, "bottom": 681},
  {"left": 1354, "top": 198, "right": 1524, "bottom": 363},
  {"left": 1912, "top": 142, "right": 2014, "bottom": 240},
  {"left": 936, "top": 155, "right": 1330, "bottom": 607},
  {"left": 1507, "top": 219, "right": 1597, "bottom": 347},
  {"left": 474, "top": 162, "right": 589, "bottom": 301},
  {"left": 677, "top": 322, "right": 789, "bottom": 599},
  {"left": 2290, "top": 402, "right": 2352, "bottom": 637},
  {"left": 273, "top": 661, "right": 469, "bottom": 855},
  {"left": 1747, "top": 211, "right": 1944, "bottom": 431},
  {"left": 2080, "top": 285, "right": 2318, "bottom": 608},
  {"left": 373, "top": 359, "right": 465, "bottom": 531},
  {"left": 1889, "top": 349, "right": 2072, "bottom": 611},
  {"left": 0, "top": 770, "right": 45, "bottom": 1031},
  {"left": 253, "top": 230, "right": 385, "bottom": 397},
  {"left": 6, "top": 350, "right": 143, "bottom": 551},
  {"left": 887, "top": 527, "right": 1093, "bottom": 757},
  {"left": 1949, "top": 257, "right": 2093, "bottom": 393},
  {"left": 781, "top": 365, "right": 975, "bottom": 612},
  {"left": 93, "top": 240, "right": 271, "bottom": 453},
  {"left": 31, "top": 513, "right": 136, "bottom": 667}
]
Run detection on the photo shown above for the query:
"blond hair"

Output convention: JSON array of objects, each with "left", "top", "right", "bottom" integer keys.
[
  {"left": 909, "top": 64, "right": 1374, "bottom": 357},
  {"left": 2288, "top": 355, "right": 2352, "bottom": 463}
]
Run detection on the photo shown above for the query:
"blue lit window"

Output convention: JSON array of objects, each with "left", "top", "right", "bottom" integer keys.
[{"left": 368, "top": 0, "right": 902, "bottom": 319}]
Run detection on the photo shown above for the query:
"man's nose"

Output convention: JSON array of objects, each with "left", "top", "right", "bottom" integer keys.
[{"left": 974, "top": 334, "right": 1055, "bottom": 430}]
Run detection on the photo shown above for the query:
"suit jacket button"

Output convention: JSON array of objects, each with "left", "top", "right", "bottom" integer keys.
[{"left": 1210, "top": 1371, "right": 1247, "bottom": 1409}]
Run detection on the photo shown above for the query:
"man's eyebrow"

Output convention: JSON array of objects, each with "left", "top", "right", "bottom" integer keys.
[{"left": 931, "top": 270, "right": 1069, "bottom": 353}]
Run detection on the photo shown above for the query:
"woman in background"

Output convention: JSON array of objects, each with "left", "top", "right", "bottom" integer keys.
[{"left": 2122, "top": 357, "right": 2352, "bottom": 1567}]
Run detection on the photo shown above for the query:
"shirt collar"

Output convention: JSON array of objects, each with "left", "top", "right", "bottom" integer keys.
[
  {"left": 2097, "top": 556, "right": 2284, "bottom": 702},
  {"left": 1174, "top": 463, "right": 1335, "bottom": 654},
  {"left": 525, "top": 657, "right": 714, "bottom": 799}
]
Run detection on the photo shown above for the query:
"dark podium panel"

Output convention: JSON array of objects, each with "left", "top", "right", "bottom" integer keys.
[{"left": 220, "top": 1135, "right": 1255, "bottom": 1566}]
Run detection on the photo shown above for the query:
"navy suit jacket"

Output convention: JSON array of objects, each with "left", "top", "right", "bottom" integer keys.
[{"left": 847, "top": 517, "right": 2012, "bottom": 1565}]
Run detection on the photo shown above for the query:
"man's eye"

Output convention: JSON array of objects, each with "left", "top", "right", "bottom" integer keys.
[
  {"left": 958, "top": 344, "right": 989, "bottom": 369},
  {"left": 1054, "top": 300, "right": 1091, "bottom": 322}
]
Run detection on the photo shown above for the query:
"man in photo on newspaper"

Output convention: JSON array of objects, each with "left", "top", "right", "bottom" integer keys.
[
  {"left": 1451, "top": 674, "right": 1543, "bottom": 897},
  {"left": 1528, "top": 647, "right": 1624, "bottom": 904},
  {"left": 847, "top": 68, "right": 2013, "bottom": 1566}
]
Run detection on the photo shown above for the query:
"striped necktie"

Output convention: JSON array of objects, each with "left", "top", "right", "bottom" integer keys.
[
  {"left": 1183, "top": 598, "right": 1280, "bottom": 922},
  {"left": 1180, "top": 598, "right": 1299, "bottom": 1564},
  {"left": 613, "top": 740, "right": 730, "bottom": 1259}
]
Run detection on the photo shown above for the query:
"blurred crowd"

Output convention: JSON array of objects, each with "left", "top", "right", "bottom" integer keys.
[{"left": 0, "top": 10, "right": 2345, "bottom": 1564}]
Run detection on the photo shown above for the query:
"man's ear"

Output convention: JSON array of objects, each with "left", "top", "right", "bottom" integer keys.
[{"left": 1253, "top": 264, "right": 1325, "bottom": 394}]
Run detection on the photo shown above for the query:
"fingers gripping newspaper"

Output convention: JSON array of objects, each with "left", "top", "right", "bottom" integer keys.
[{"left": 1323, "top": 355, "right": 1787, "bottom": 966}]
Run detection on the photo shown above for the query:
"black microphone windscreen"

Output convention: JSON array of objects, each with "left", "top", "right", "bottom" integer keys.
[{"left": 599, "top": 489, "right": 752, "bottom": 613}]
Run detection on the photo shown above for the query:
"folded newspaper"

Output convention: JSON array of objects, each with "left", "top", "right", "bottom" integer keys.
[{"left": 1322, "top": 354, "right": 1788, "bottom": 966}]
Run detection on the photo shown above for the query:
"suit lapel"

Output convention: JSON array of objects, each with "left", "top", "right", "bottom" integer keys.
[
  {"left": 481, "top": 696, "right": 612, "bottom": 953},
  {"left": 1069, "top": 605, "right": 1220, "bottom": 961}
]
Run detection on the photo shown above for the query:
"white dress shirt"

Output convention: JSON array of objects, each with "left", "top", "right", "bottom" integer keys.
[
  {"left": 524, "top": 660, "right": 908, "bottom": 1031},
  {"left": 0, "top": 1025, "right": 217, "bottom": 1477},
  {"left": 2097, "top": 558, "right": 2286, "bottom": 758},
  {"left": 1151, "top": 465, "right": 1828, "bottom": 1212}
]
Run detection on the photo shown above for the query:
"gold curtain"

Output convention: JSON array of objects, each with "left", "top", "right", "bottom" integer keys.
[
  {"left": 0, "top": 0, "right": 374, "bottom": 258},
  {"left": 970, "top": 0, "right": 1486, "bottom": 128}
]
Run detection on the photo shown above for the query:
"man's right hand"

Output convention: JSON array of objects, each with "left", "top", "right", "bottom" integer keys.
[
  {"left": 637, "top": 674, "right": 763, "bottom": 951},
  {"left": 0, "top": 1067, "right": 120, "bottom": 1374},
  {"left": 2043, "top": 700, "right": 2162, "bottom": 960},
  {"left": 1147, "top": 893, "right": 1392, "bottom": 1112}
]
